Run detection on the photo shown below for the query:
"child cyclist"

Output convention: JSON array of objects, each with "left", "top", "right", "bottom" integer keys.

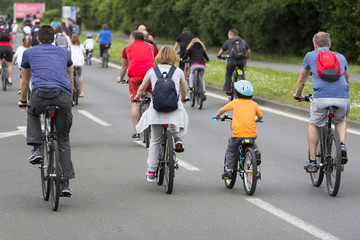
[
  {"left": 83, "top": 33, "right": 95, "bottom": 62},
  {"left": 214, "top": 80, "right": 263, "bottom": 179}
]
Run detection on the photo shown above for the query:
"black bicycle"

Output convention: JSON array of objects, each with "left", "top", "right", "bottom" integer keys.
[
  {"left": 73, "top": 67, "right": 80, "bottom": 105},
  {"left": 213, "top": 115, "right": 262, "bottom": 195},
  {"left": 182, "top": 57, "right": 191, "bottom": 86},
  {"left": 155, "top": 124, "right": 178, "bottom": 194},
  {"left": 219, "top": 55, "right": 246, "bottom": 101},
  {"left": 85, "top": 49, "right": 93, "bottom": 65},
  {"left": 140, "top": 93, "right": 151, "bottom": 148},
  {"left": 295, "top": 94, "right": 343, "bottom": 196},
  {"left": 39, "top": 106, "right": 70, "bottom": 211},
  {"left": 189, "top": 68, "right": 205, "bottom": 109},
  {"left": 102, "top": 44, "right": 110, "bottom": 68},
  {"left": 1, "top": 55, "right": 8, "bottom": 91}
]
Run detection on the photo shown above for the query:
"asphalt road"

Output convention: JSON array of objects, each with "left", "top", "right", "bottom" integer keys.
[{"left": 1, "top": 36, "right": 360, "bottom": 240}]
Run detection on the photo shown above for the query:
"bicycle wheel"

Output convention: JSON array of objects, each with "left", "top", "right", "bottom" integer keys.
[
  {"left": 2, "top": 68, "right": 7, "bottom": 91},
  {"left": 105, "top": 54, "right": 109, "bottom": 68},
  {"left": 190, "top": 89, "right": 195, "bottom": 107},
  {"left": 144, "top": 127, "right": 150, "bottom": 148},
  {"left": 230, "top": 71, "right": 238, "bottom": 101},
  {"left": 50, "top": 140, "right": 61, "bottom": 211},
  {"left": 196, "top": 76, "right": 204, "bottom": 109},
  {"left": 156, "top": 142, "right": 165, "bottom": 186},
  {"left": 326, "top": 130, "right": 342, "bottom": 196},
  {"left": 40, "top": 138, "right": 51, "bottom": 201},
  {"left": 164, "top": 131, "right": 175, "bottom": 194},
  {"left": 73, "top": 78, "right": 79, "bottom": 105},
  {"left": 310, "top": 128, "right": 325, "bottom": 186},
  {"left": 243, "top": 148, "right": 258, "bottom": 195},
  {"left": 102, "top": 54, "right": 106, "bottom": 68},
  {"left": 224, "top": 160, "right": 237, "bottom": 189}
]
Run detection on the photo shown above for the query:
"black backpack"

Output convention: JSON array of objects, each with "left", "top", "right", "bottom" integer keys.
[
  {"left": 0, "top": 28, "right": 10, "bottom": 42},
  {"left": 31, "top": 26, "right": 40, "bottom": 46},
  {"left": 55, "top": 33, "right": 69, "bottom": 49},
  {"left": 152, "top": 66, "right": 179, "bottom": 112},
  {"left": 229, "top": 38, "right": 247, "bottom": 61}
]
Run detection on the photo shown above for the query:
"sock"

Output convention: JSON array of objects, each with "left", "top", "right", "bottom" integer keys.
[
  {"left": 34, "top": 144, "right": 41, "bottom": 151},
  {"left": 309, "top": 159, "right": 316, "bottom": 164},
  {"left": 8, "top": 78, "right": 12, "bottom": 83}
]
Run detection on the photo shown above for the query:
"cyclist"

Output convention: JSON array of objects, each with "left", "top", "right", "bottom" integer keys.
[
  {"left": 83, "top": 33, "right": 95, "bottom": 61},
  {"left": 217, "top": 28, "right": 251, "bottom": 95},
  {"left": 133, "top": 46, "right": 189, "bottom": 182},
  {"left": 70, "top": 34, "right": 86, "bottom": 97},
  {"left": 182, "top": 37, "right": 209, "bottom": 99},
  {"left": 294, "top": 32, "right": 350, "bottom": 172},
  {"left": 214, "top": 80, "right": 262, "bottom": 179},
  {"left": 116, "top": 31, "right": 157, "bottom": 140},
  {"left": 96, "top": 24, "right": 112, "bottom": 64},
  {"left": 174, "top": 27, "right": 195, "bottom": 71},
  {"left": 0, "top": 19, "right": 13, "bottom": 86},
  {"left": 13, "top": 37, "right": 31, "bottom": 93},
  {"left": 30, "top": 18, "right": 40, "bottom": 46},
  {"left": 18, "top": 25, "right": 75, "bottom": 195}
]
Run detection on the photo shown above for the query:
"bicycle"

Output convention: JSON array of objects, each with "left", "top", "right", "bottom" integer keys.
[
  {"left": 295, "top": 94, "right": 344, "bottom": 196},
  {"left": 102, "top": 44, "right": 110, "bottom": 68},
  {"left": 39, "top": 105, "right": 70, "bottom": 211},
  {"left": 189, "top": 68, "right": 205, "bottom": 109},
  {"left": 85, "top": 49, "right": 93, "bottom": 65},
  {"left": 0, "top": 55, "right": 8, "bottom": 91},
  {"left": 219, "top": 55, "right": 246, "bottom": 101},
  {"left": 182, "top": 57, "right": 191, "bottom": 86},
  {"left": 139, "top": 93, "right": 151, "bottom": 148},
  {"left": 73, "top": 67, "right": 80, "bottom": 105},
  {"left": 212, "top": 114, "right": 262, "bottom": 195}
]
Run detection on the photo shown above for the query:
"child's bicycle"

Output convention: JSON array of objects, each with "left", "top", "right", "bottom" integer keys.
[
  {"left": 212, "top": 114, "right": 262, "bottom": 195},
  {"left": 85, "top": 49, "right": 93, "bottom": 65}
]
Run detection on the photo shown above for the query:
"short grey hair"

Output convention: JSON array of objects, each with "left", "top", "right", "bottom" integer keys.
[{"left": 313, "top": 32, "right": 331, "bottom": 47}]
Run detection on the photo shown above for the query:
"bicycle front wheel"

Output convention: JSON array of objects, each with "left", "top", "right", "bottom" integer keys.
[
  {"left": 243, "top": 148, "right": 258, "bottom": 195},
  {"left": 73, "top": 78, "right": 79, "bottom": 105},
  {"left": 2, "top": 68, "right": 7, "bottom": 91},
  {"left": 40, "top": 139, "right": 51, "bottom": 201},
  {"left": 326, "top": 130, "right": 342, "bottom": 196},
  {"left": 144, "top": 126, "right": 150, "bottom": 148},
  {"left": 310, "top": 129, "right": 325, "bottom": 186},
  {"left": 196, "top": 76, "right": 204, "bottom": 109},
  {"left": 164, "top": 131, "right": 175, "bottom": 194},
  {"left": 50, "top": 140, "right": 61, "bottom": 211}
]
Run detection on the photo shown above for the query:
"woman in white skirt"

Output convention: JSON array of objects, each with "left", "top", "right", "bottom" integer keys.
[{"left": 134, "top": 46, "right": 189, "bottom": 182}]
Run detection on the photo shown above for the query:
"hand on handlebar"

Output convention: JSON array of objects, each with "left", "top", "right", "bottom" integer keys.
[{"left": 182, "top": 98, "right": 190, "bottom": 103}]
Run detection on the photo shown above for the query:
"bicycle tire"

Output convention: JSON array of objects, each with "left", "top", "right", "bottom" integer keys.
[
  {"left": 102, "top": 54, "right": 106, "bottom": 68},
  {"left": 40, "top": 137, "right": 51, "bottom": 201},
  {"left": 73, "top": 77, "right": 79, "bottom": 106},
  {"left": 243, "top": 148, "right": 257, "bottom": 195},
  {"left": 50, "top": 140, "right": 61, "bottom": 211},
  {"left": 164, "top": 130, "right": 175, "bottom": 194},
  {"left": 224, "top": 162, "right": 237, "bottom": 189},
  {"left": 190, "top": 90, "right": 195, "bottom": 107},
  {"left": 230, "top": 71, "right": 239, "bottom": 101},
  {"left": 2, "top": 67, "right": 7, "bottom": 91},
  {"left": 326, "top": 130, "right": 342, "bottom": 196},
  {"left": 105, "top": 54, "right": 109, "bottom": 68},
  {"left": 196, "top": 76, "right": 204, "bottom": 109},
  {"left": 144, "top": 127, "right": 150, "bottom": 148},
  {"left": 310, "top": 128, "right": 325, "bottom": 186},
  {"left": 156, "top": 141, "right": 165, "bottom": 186}
]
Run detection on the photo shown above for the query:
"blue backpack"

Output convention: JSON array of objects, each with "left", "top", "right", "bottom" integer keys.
[{"left": 152, "top": 66, "right": 179, "bottom": 112}]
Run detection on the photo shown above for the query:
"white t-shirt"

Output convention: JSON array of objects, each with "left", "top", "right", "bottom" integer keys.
[
  {"left": 12, "top": 24, "right": 18, "bottom": 33},
  {"left": 70, "top": 44, "right": 86, "bottom": 67},
  {"left": 13, "top": 46, "right": 28, "bottom": 68},
  {"left": 83, "top": 39, "right": 95, "bottom": 50}
]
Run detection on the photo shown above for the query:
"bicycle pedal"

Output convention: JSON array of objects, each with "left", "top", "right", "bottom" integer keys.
[{"left": 60, "top": 193, "right": 72, "bottom": 197}]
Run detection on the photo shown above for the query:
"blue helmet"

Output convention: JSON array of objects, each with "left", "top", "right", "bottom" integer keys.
[
  {"left": 86, "top": 33, "right": 93, "bottom": 38},
  {"left": 234, "top": 80, "right": 254, "bottom": 98}
]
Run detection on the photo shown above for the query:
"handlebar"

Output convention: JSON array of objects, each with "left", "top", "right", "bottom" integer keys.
[
  {"left": 294, "top": 93, "right": 312, "bottom": 102},
  {"left": 217, "top": 55, "right": 229, "bottom": 60},
  {"left": 212, "top": 114, "right": 263, "bottom": 122}
]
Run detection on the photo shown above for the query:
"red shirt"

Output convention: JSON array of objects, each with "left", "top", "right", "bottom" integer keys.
[
  {"left": 122, "top": 40, "right": 157, "bottom": 78},
  {"left": 0, "top": 32, "right": 13, "bottom": 47}
]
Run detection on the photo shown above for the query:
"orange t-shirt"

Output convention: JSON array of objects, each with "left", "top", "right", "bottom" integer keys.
[{"left": 224, "top": 99, "right": 262, "bottom": 138}]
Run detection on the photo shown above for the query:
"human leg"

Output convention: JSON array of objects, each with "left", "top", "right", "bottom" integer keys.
[
  {"left": 223, "top": 62, "right": 235, "bottom": 92},
  {"left": 147, "top": 125, "right": 162, "bottom": 172}
]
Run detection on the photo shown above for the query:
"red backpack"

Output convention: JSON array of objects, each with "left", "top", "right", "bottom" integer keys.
[{"left": 316, "top": 51, "right": 341, "bottom": 82}]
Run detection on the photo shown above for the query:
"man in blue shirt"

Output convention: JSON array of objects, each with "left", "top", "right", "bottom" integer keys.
[
  {"left": 294, "top": 32, "right": 350, "bottom": 173},
  {"left": 96, "top": 24, "right": 112, "bottom": 64},
  {"left": 18, "top": 25, "right": 75, "bottom": 195}
]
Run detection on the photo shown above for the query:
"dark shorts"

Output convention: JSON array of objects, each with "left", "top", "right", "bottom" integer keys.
[
  {"left": 99, "top": 43, "right": 111, "bottom": 57},
  {"left": 0, "top": 46, "right": 13, "bottom": 62}
]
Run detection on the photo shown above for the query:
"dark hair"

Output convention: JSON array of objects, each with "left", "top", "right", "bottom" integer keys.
[
  {"left": 229, "top": 28, "right": 239, "bottom": 36},
  {"left": 235, "top": 89, "right": 252, "bottom": 99},
  {"left": 182, "top": 27, "right": 190, "bottom": 33},
  {"left": 102, "top": 24, "right": 108, "bottom": 30},
  {"left": 131, "top": 31, "right": 144, "bottom": 41},
  {"left": 134, "top": 23, "right": 141, "bottom": 30},
  {"left": 54, "top": 26, "right": 62, "bottom": 34},
  {"left": 38, "top": 25, "right": 54, "bottom": 43}
]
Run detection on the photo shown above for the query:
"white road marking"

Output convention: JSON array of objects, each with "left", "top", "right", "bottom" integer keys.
[
  {"left": 92, "top": 58, "right": 121, "bottom": 70},
  {"left": 133, "top": 139, "right": 201, "bottom": 171},
  {"left": 77, "top": 110, "right": 111, "bottom": 127},
  {"left": 246, "top": 198, "right": 339, "bottom": 240},
  {"left": 0, "top": 126, "right": 26, "bottom": 139}
]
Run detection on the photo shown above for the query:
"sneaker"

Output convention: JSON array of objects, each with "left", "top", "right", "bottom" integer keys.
[
  {"left": 7, "top": 82, "right": 12, "bottom": 87},
  {"left": 304, "top": 161, "right": 318, "bottom": 173},
  {"left": 61, "top": 180, "right": 72, "bottom": 196},
  {"left": 255, "top": 149, "right": 261, "bottom": 165},
  {"left": 132, "top": 133, "right": 140, "bottom": 141},
  {"left": 222, "top": 170, "right": 233, "bottom": 179},
  {"left": 79, "top": 92, "right": 85, "bottom": 98},
  {"left": 341, "top": 142, "right": 348, "bottom": 164},
  {"left": 174, "top": 136, "right": 184, "bottom": 153},
  {"left": 146, "top": 171, "right": 156, "bottom": 182},
  {"left": 29, "top": 148, "right": 43, "bottom": 165},
  {"left": 18, "top": 89, "right": 21, "bottom": 95}
]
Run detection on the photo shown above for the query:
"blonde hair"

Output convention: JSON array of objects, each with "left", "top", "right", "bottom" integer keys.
[
  {"left": 186, "top": 37, "right": 205, "bottom": 50},
  {"left": 155, "top": 46, "right": 180, "bottom": 66},
  {"left": 71, "top": 34, "right": 80, "bottom": 46},
  {"left": 22, "top": 37, "right": 31, "bottom": 48}
]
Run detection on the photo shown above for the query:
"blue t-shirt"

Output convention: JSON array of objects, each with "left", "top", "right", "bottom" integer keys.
[
  {"left": 99, "top": 29, "right": 111, "bottom": 44},
  {"left": 302, "top": 48, "right": 349, "bottom": 98},
  {"left": 21, "top": 43, "right": 73, "bottom": 95}
]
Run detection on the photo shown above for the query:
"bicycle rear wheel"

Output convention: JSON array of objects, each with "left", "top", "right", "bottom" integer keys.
[
  {"left": 243, "top": 148, "right": 257, "bottom": 195},
  {"left": 40, "top": 139, "right": 51, "bottom": 201},
  {"left": 196, "top": 76, "right": 204, "bottom": 109},
  {"left": 164, "top": 131, "right": 175, "bottom": 194},
  {"left": 50, "top": 140, "right": 61, "bottom": 211},
  {"left": 2, "top": 68, "right": 7, "bottom": 91},
  {"left": 326, "top": 130, "right": 342, "bottom": 196},
  {"left": 310, "top": 129, "right": 325, "bottom": 186},
  {"left": 224, "top": 166, "right": 237, "bottom": 189},
  {"left": 156, "top": 144, "right": 165, "bottom": 186},
  {"left": 73, "top": 78, "right": 79, "bottom": 105}
]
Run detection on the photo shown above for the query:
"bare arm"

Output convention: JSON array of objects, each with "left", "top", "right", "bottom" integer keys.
[
  {"left": 246, "top": 48, "right": 251, "bottom": 58},
  {"left": 19, "top": 68, "right": 31, "bottom": 103},
  {"left": 95, "top": 34, "right": 100, "bottom": 42},
  {"left": 344, "top": 69, "right": 350, "bottom": 87},
  {"left": 174, "top": 42, "right": 179, "bottom": 51},
  {"left": 215, "top": 107, "right": 226, "bottom": 118},
  {"left": 117, "top": 58, "right": 129, "bottom": 83},
  {"left": 180, "top": 75, "right": 187, "bottom": 102},
  {"left": 294, "top": 68, "right": 311, "bottom": 100},
  {"left": 217, "top": 49, "right": 224, "bottom": 57},
  {"left": 67, "top": 65, "right": 74, "bottom": 96},
  {"left": 134, "top": 76, "right": 151, "bottom": 100}
]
